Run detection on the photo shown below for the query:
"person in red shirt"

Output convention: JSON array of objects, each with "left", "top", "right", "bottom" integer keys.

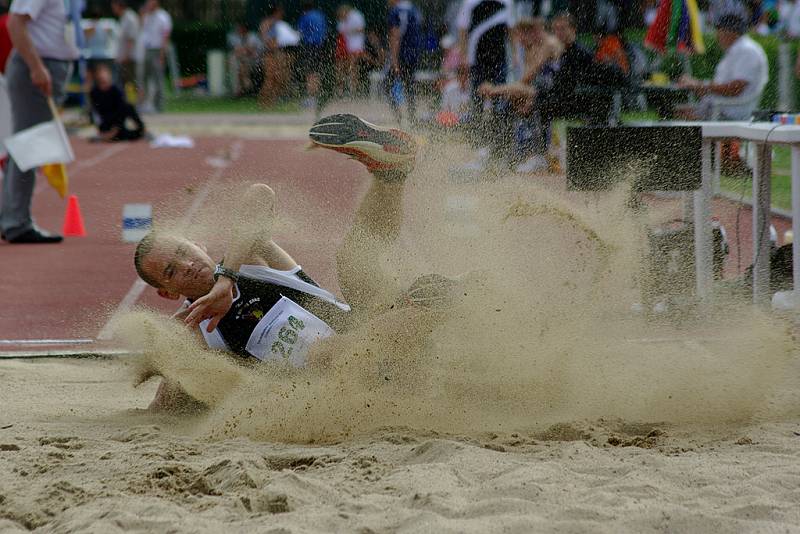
[
  {"left": 0, "top": 12, "right": 13, "bottom": 74},
  {"left": 0, "top": 8, "right": 11, "bottom": 169}
]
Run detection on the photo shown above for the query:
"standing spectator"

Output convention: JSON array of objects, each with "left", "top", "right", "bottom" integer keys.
[
  {"left": 227, "top": 22, "right": 261, "bottom": 97},
  {"left": 456, "top": 0, "right": 514, "bottom": 115},
  {"left": 336, "top": 4, "right": 366, "bottom": 96},
  {"left": 111, "top": 0, "right": 139, "bottom": 99},
  {"left": 388, "top": 0, "right": 423, "bottom": 124},
  {"left": 2, "top": 0, "right": 79, "bottom": 244},
  {"left": 297, "top": 2, "right": 327, "bottom": 109},
  {"left": 89, "top": 63, "right": 145, "bottom": 142},
  {"left": 138, "top": 0, "right": 172, "bottom": 113},
  {"left": 364, "top": 29, "right": 386, "bottom": 70},
  {"left": 258, "top": 5, "right": 299, "bottom": 107}
]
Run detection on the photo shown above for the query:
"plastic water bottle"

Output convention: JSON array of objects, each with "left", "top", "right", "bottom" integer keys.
[{"left": 122, "top": 203, "right": 152, "bottom": 243}]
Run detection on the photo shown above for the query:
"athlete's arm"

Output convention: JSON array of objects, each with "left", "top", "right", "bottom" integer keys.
[{"left": 185, "top": 184, "right": 294, "bottom": 331}]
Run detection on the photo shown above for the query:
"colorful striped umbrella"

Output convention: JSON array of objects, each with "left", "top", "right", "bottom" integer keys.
[{"left": 645, "top": 0, "right": 705, "bottom": 55}]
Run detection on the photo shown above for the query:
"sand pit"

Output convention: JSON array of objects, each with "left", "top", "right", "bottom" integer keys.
[
  {"left": 2, "top": 356, "right": 800, "bottom": 532},
  {"left": 3, "top": 134, "right": 800, "bottom": 532}
]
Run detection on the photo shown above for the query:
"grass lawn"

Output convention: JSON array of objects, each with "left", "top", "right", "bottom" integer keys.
[
  {"left": 719, "top": 146, "right": 793, "bottom": 212},
  {"left": 720, "top": 172, "right": 791, "bottom": 212},
  {"left": 163, "top": 95, "right": 301, "bottom": 114}
]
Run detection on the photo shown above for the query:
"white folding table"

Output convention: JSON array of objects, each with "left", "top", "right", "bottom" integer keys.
[
  {"left": 693, "top": 122, "right": 800, "bottom": 306},
  {"left": 632, "top": 121, "right": 800, "bottom": 306}
]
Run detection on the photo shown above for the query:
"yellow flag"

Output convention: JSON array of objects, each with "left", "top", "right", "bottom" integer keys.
[
  {"left": 41, "top": 163, "right": 69, "bottom": 198},
  {"left": 686, "top": 0, "right": 706, "bottom": 54}
]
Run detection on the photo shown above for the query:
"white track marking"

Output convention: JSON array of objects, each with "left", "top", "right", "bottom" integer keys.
[
  {"left": 0, "top": 339, "right": 94, "bottom": 345},
  {"left": 32, "top": 143, "right": 128, "bottom": 195},
  {"left": 96, "top": 139, "right": 244, "bottom": 341},
  {"left": 0, "top": 349, "right": 136, "bottom": 359}
]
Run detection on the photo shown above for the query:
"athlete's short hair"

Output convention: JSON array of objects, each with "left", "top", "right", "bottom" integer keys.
[{"left": 134, "top": 231, "right": 161, "bottom": 288}]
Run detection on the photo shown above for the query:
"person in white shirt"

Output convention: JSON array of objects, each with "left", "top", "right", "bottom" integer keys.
[
  {"left": 111, "top": 0, "right": 139, "bottom": 96},
  {"left": 336, "top": 4, "right": 366, "bottom": 95},
  {"left": 678, "top": 14, "right": 768, "bottom": 120},
  {"left": 138, "top": 0, "right": 172, "bottom": 113},
  {"left": 1, "top": 0, "right": 79, "bottom": 244}
]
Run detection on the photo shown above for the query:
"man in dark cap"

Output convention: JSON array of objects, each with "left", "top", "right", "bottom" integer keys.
[{"left": 677, "top": 14, "right": 767, "bottom": 121}]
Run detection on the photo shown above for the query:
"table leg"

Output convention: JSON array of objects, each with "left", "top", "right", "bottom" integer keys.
[
  {"left": 752, "top": 143, "right": 772, "bottom": 305},
  {"left": 713, "top": 141, "right": 721, "bottom": 194},
  {"left": 792, "top": 145, "right": 800, "bottom": 310},
  {"left": 694, "top": 139, "right": 713, "bottom": 300}
]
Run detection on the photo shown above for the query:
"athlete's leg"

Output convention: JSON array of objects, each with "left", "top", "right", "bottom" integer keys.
[
  {"left": 309, "top": 114, "right": 417, "bottom": 316},
  {"left": 336, "top": 177, "right": 405, "bottom": 315}
]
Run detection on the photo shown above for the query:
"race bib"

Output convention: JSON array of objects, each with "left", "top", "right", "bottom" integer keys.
[{"left": 245, "top": 296, "right": 333, "bottom": 367}]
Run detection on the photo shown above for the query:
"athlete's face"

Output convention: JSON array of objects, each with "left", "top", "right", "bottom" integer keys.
[{"left": 142, "top": 236, "right": 216, "bottom": 300}]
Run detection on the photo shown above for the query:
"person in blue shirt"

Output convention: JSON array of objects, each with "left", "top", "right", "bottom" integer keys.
[
  {"left": 387, "top": 0, "right": 422, "bottom": 125},
  {"left": 297, "top": 1, "right": 328, "bottom": 112}
]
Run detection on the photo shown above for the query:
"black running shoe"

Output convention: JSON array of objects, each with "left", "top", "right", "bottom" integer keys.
[{"left": 309, "top": 114, "right": 417, "bottom": 174}]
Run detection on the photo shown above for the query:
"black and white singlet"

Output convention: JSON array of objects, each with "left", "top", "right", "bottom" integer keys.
[{"left": 196, "top": 265, "right": 350, "bottom": 366}]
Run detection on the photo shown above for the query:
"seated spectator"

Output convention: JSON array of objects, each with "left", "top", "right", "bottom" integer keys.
[
  {"left": 90, "top": 64, "right": 146, "bottom": 142},
  {"left": 478, "top": 17, "right": 562, "bottom": 104},
  {"left": 677, "top": 14, "right": 768, "bottom": 121},
  {"left": 227, "top": 22, "right": 262, "bottom": 97},
  {"left": 474, "top": 12, "right": 624, "bottom": 171}
]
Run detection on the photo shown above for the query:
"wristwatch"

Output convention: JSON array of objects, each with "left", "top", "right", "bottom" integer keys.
[{"left": 213, "top": 264, "right": 239, "bottom": 283}]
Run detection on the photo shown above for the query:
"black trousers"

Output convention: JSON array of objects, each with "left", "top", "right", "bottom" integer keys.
[{"left": 101, "top": 102, "right": 145, "bottom": 141}]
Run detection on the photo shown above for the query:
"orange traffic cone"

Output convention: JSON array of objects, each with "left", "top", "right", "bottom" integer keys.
[{"left": 62, "top": 194, "right": 86, "bottom": 237}]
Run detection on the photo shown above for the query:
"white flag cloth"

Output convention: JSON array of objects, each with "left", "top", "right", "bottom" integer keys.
[{"left": 3, "top": 118, "right": 75, "bottom": 172}]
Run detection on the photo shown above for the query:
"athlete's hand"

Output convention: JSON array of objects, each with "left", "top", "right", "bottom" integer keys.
[
  {"left": 185, "top": 278, "right": 235, "bottom": 332},
  {"left": 171, "top": 302, "right": 191, "bottom": 321}
]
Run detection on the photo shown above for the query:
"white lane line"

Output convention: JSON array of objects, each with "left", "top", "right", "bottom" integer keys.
[
  {"left": 75, "top": 143, "right": 129, "bottom": 168},
  {"left": 0, "top": 349, "right": 138, "bottom": 360},
  {"left": 31, "top": 143, "right": 128, "bottom": 195},
  {"left": 0, "top": 339, "right": 94, "bottom": 345},
  {"left": 96, "top": 139, "right": 245, "bottom": 341}
]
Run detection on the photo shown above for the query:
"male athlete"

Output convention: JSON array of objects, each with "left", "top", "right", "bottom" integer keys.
[{"left": 133, "top": 115, "right": 466, "bottom": 401}]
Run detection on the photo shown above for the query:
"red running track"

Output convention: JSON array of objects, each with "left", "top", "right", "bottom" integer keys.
[
  {"left": 0, "top": 136, "right": 368, "bottom": 355},
  {"left": 0, "top": 135, "right": 789, "bottom": 355}
]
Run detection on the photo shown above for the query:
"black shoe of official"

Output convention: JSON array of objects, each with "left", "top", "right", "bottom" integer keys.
[
  {"left": 309, "top": 114, "right": 417, "bottom": 177},
  {"left": 6, "top": 228, "right": 64, "bottom": 244}
]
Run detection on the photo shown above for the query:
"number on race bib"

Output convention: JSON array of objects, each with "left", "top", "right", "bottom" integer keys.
[
  {"left": 271, "top": 341, "right": 293, "bottom": 359},
  {"left": 278, "top": 326, "right": 298, "bottom": 344},
  {"left": 288, "top": 315, "right": 305, "bottom": 331}
]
